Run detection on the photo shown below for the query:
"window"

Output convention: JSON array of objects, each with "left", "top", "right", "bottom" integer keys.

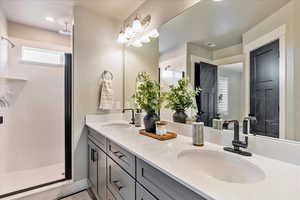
[
  {"left": 21, "top": 46, "right": 65, "bottom": 65},
  {"left": 218, "top": 76, "right": 229, "bottom": 115}
]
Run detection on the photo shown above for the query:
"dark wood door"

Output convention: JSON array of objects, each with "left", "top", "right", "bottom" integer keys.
[
  {"left": 195, "top": 62, "right": 218, "bottom": 127},
  {"left": 250, "top": 40, "right": 280, "bottom": 138}
]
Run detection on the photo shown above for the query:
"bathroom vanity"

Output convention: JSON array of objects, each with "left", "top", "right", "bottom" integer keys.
[
  {"left": 86, "top": 117, "right": 300, "bottom": 200},
  {"left": 87, "top": 124, "right": 206, "bottom": 200}
]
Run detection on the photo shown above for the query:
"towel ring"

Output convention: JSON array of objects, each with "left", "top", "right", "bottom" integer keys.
[{"left": 101, "top": 70, "right": 113, "bottom": 80}]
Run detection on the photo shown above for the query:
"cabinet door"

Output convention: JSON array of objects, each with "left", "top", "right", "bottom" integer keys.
[
  {"left": 136, "top": 183, "right": 157, "bottom": 200},
  {"left": 107, "top": 157, "right": 135, "bottom": 200},
  {"left": 88, "top": 141, "right": 98, "bottom": 196},
  {"left": 97, "top": 146, "right": 106, "bottom": 200}
]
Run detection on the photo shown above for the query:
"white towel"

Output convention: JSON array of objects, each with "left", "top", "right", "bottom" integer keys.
[{"left": 99, "top": 79, "right": 114, "bottom": 110}]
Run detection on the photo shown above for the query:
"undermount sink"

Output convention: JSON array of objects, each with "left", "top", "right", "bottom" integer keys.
[
  {"left": 177, "top": 150, "right": 265, "bottom": 184},
  {"left": 101, "top": 122, "right": 131, "bottom": 129}
]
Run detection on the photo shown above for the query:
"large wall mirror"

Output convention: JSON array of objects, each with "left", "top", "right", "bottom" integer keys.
[
  {"left": 124, "top": 38, "right": 159, "bottom": 108},
  {"left": 124, "top": 0, "right": 299, "bottom": 142}
]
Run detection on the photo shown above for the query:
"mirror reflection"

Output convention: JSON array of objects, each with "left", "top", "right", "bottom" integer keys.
[
  {"left": 124, "top": 0, "right": 299, "bottom": 142},
  {"left": 124, "top": 38, "right": 159, "bottom": 108}
]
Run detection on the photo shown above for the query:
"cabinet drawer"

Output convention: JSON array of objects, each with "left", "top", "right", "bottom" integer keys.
[
  {"left": 136, "top": 183, "right": 157, "bottom": 200},
  {"left": 88, "top": 127, "right": 106, "bottom": 152},
  {"left": 137, "top": 158, "right": 206, "bottom": 200},
  {"left": 107, "top": 157, "right": 135, "bottom": 200},
  {"left": 107, "top": 140, "right": 135, "bottom": 177},
  {"left": 107, "top": 188, "right": 116, "bottom": 200}
]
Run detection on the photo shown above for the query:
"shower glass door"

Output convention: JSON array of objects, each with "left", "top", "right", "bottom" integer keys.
[{"left": 0, "top": 38, "right": 72, "bottom": 198}]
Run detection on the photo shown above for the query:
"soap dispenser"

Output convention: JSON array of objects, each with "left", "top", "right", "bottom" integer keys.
[
  {"left": 213, "top": 113, "right": 223, "bottom": 131},
  {"left": 135, "top": 109, "right": 142, "bottom": 127}
]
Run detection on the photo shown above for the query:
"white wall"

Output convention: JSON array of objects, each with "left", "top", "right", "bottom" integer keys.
[
  {"left": 159, "top": 44, "right": 187, "bottom": 72},
  {"left": 8, "top": 21, "right": 71, "bottom": 47},
  {"left": 125, "top": 0, "right": 200, "bottom": 40},
  {"left": 218, "top": 66, "right": 243, "bottom": 121},
  {"left": 187, "top": 43, "right": 212, "bottom": 60},
  {"left": 187, "top": 43, "right": 213, "bottom": 80},
  {"left": 73, "top": 6, "right": 123, "bottom": 181},
  {"left": 213, "top": 44, "right": 243, "bottom": 60},
  {"left": 294, "top": 0, "right": 300, "bottom": 141},
  {"left": 0, "top": 7, "right": 8, "bottom": 175},
  {"left": 242, "top": 2, "right": 294, "bottom": 46},
  {"left": 242, "top": 1, "right": 295, "bottom": 140},
  {"left": 159, "top": 44, "right": 188, "bottom": 121},
  {"left": 0, "top": 8, "right": 7, "bottom": 74},
  {"left": 124, "top": 38, "right": 159, "bottom": 107}
]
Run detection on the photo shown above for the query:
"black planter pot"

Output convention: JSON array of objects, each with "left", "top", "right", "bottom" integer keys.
[
  {"left": 144, "top": 112, "right": 160, "bottom": 133},
  {"left": 173, "top": 110, "right": 188, "bottom": 123}
]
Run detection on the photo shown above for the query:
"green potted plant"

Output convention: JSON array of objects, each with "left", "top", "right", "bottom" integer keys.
[
  {"left": 165, "top": 78, "right": 201, "bottom": 123},
  {"left": 133, "top": 72, "right": 164, "bottom": 133}
]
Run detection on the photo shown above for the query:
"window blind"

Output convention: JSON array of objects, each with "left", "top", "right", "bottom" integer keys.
[{"left": 218, "top": 76, "right": 229, "bottom": 114}]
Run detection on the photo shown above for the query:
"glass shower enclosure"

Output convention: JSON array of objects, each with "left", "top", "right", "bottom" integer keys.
[{"left": 0, "top": 39, "right": 72, "bottom": 198}]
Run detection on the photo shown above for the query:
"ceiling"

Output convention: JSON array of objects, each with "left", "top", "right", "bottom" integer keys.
[
  {"left": 78, "top": 0, "right": 146, "bottom": 21},
  {"left": 159, "top": 0, "right": 291, "bottom": 53},
  {"left": 0, "top": 0, "right": 145, "bottom": 32},
  {"left": 0, "top": 0, "right": 74, "bottom": 32}
]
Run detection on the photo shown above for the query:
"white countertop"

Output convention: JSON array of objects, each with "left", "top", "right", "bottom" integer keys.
[{"left": 86, "top": 120, "right": 300, "bottom": 200}]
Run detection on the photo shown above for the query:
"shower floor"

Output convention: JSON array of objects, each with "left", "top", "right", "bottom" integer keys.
[{"left": 0, "top": 163, "right": 65, "bottom": 196}]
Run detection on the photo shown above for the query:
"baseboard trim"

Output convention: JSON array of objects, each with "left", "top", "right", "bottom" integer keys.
[
  {"left": 56, "top": 179, "right": 89, "bottom": 199},
  {"left": 4, "top": 179, "right": 89, "bottom": 200},
  {"left": 56, "top": 189, "right": 87, "bottom": 200}
]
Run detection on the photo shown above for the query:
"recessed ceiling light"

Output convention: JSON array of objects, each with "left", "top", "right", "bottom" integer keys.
[
  {"left": 46, "top": 17, "right": 54, "bottom": 22},
  {"left": 212, "top": 0, "right": 224, "bottom": 2}
]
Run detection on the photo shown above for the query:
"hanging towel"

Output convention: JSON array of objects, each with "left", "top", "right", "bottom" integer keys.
[{"left": 99, "top": 72, "right": 114, "bottom": 110}]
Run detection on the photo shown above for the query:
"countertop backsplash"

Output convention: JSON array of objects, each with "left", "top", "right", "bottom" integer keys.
[{"left": 86, "top": 113, "right": 300, "bottom": 166}]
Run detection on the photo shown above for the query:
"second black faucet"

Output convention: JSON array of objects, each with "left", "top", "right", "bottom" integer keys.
[{"left": 223, "top": 120, "right": 252, "bottom": 157}]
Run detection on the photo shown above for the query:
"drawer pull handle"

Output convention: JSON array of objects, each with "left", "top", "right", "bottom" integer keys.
[
  {"left": 113, "top": 151, "right": 126, "bottom": 160},
  {"left": 91, "top": 149, "right": 98, "bottom": 162},
  {"left": 118, "top": 154, "right": 125, "bottom": 159},
  {"left": 112, "top": 180, "right": 124, "bottom": 191},
  {"left": 112, "top": 151, "right": 121, "bottom": 157}
]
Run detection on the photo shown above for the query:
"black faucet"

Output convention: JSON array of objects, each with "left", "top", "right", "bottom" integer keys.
[
  {"left": 243, "top": 114, "right": 257, "bottom": 136},
  {"left": 223, "top": 120, "right": 252, "bottom": 157},
  {"left": 122, "top": 108, "right": 135, "bottom": 125}
]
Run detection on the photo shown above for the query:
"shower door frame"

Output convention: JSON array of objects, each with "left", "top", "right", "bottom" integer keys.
[{"left": 0, "top": 53, "right": 73, "bottom": 198}]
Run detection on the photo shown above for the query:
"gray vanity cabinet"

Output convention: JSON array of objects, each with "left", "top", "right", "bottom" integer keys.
[
  {"left": 88, "top": 141, "right": 98, "bottom": 196},
  {"left": 97, "top": 149, "right": 107, "bottom": 200},
  {"left": 87, "top": 127, "right": 208, "bottom": 200},
  {"left": 88, "top": 140, "right": 107, "bottom": 200},
  {"left": 136, "top": 158, "right": 206, "bottom": 200},
  {"left": 88, "top": 128, "right": 106, "bottom": 150},
  {"left": 136, "top": 183, "right": 157, "bottom": 200},
  {"left": 107, "top": 188, "right": 117, "bottom": 200},
  {"left": 107, "top": 140, "right": 136, "bottom": 177},
  {"left": 107, "top": 156, "right": 135, "bottom": 200}
]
